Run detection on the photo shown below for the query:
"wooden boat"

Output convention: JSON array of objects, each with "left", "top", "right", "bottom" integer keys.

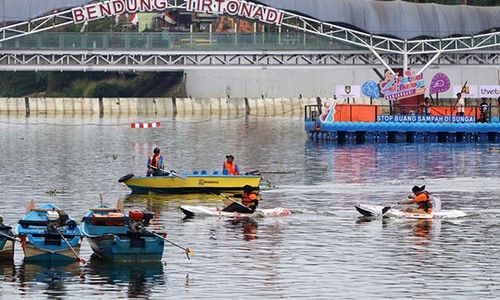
[
  {"left": 81, "top": 200, "right": 165, "bottom": 262},
  {"left": 0, "top": 216, "right": 15, "bottom": 260},
  {"left": 16, "top": 201, "right": 82, "bottom": 262},
  {"left": 118, "top": 172, "right": 261, "bottom": 194}
]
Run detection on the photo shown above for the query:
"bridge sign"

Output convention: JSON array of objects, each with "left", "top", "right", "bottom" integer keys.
[{"left": 72, "top": 0, "right": 285, "bottom": 26}]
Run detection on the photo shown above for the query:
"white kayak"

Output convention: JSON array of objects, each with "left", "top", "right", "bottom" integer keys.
[
  {"left": 179, "top": 205, "right": 292, "bottom": 218},
  {"left": 355, "top": 204, "right": 466, "bottom": 219}
]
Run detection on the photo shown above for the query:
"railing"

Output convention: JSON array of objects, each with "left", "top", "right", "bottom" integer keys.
[
  {"left": 305, "top": 104, "right": 498, "bottom": 123},
  {"left": 0, "top": 32, "right": 360, "bottom": 51}
]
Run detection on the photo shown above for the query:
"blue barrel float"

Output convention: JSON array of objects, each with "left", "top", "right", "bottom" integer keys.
[{"left": 306, "top": 121, "right": 500, "bottom": 143}]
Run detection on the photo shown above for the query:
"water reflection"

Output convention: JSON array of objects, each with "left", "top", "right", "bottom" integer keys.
[
  {"left": 225, "top": 218, "right": 259, "bottom": 241},
  {"left": 86, "top": 257, "right": 165, "bottom": 298},
  {"left": 17, "top": 261, "right": 82, "bottom": 298}
]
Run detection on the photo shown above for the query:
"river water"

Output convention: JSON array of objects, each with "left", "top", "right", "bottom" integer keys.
[{"left": 0, "top": 115, "right": 499, "bottom": 299}]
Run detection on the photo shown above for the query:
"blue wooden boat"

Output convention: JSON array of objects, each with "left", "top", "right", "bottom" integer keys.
[
  {"left": 16, "top": 201, "right": 82, "bottom": 262},
  {"left": 0, "top": 216, "right": 15, "bottom": 260},
  {"left": 81, "top": 200, "right": 165, "bottom": 262}
]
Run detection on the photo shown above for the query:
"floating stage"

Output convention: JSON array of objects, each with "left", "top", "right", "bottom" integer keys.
[{"left": 306, "top": 121, "right": 500, "bottom": 143}]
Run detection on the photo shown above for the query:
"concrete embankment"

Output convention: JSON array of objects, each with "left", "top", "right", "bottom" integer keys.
[{"left": 0, "top": 97, "right": 325, "bottom": 116}]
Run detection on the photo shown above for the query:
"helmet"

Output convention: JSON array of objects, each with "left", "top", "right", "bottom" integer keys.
[
  {"left": 153, "top": 147, "right": 160, "bottom": 154},
  {"left": 243, "top": 185, "right": 253, "bottom": 194}
]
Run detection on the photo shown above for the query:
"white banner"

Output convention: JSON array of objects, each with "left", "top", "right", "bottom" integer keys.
[
  {"left": 478, "top": 85, "right": 500, "bottom": 98},
  {"left": 335, "top": 85, "right": 361, "bottom": 98},
  {"left": 452, "top": 85, "right": 478, "bottom": 97}
]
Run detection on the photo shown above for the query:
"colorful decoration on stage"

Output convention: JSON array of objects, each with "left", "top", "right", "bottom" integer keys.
[
  {"left": 429, "top": 73, "right": 451, "bottom": 94},
  {"left": 377, "top": 115, "right": 476, "bottom": 123},
  {"left": 361, "top": 81, "right": 381, "bottom": 99},
  {"left": 319, "top": 101, "right": 336, "bottom": 123},
  {"left": 379, "top": 70, "right": 425, "bottom": 101},
  {"left": 452, "top": 85, "right": 478, "bottom": 97}
]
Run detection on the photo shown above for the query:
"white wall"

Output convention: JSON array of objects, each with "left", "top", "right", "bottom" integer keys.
[{"left": 185, "top": 66, "right": 500, "bottom": 99}]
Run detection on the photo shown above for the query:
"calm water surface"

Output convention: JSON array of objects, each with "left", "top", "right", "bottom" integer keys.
[{"left": 0, "top": 115, "right": 499, "bottom": 299}]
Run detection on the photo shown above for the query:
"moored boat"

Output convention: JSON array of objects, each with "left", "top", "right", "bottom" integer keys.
[
  {"left": 179, "top": 205, "right": 292, "bottom": 218},
  {"left": 16, "top": 201, "right": 82, "bottom": 262},
  {"left": 0, "top": 216, "right": 15, "bottom": 260},
  {"left": 119, "top": 172, "right": 261, "bottom": 194},
  {"left": 81, "top": 200, "right": 165, "bottom": 262}
]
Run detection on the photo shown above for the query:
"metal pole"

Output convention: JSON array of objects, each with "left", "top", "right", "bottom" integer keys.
[
  {"left": 416, "top": 51, "right": 442, "bottom": 76},
  {"left": 369, "top": 47, "right": 395, "bottom": 75}
]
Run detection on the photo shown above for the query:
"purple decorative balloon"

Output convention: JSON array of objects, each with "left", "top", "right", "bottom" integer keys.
[{"left": 429, "top": 73, "right": 450, "bottom": 94}]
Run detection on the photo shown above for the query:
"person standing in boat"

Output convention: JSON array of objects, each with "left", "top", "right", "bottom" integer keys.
[
  {"left": 398, "top": 185, "right": 433, "bottom": 214},
  {"left": 223, "top": 185, "right": 259, "bottom": 213},
  {"left": 223, "top": 155, "right": 240, "bottom": 175},
  {"left": 147, "top": 147, "right": 166, "bottom": 176}
]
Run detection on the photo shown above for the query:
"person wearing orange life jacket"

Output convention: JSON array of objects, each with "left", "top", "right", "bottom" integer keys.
[
  {"left": 222, "top": 155, "right": 240, "bottom": 175},
  {"left": 146, "top": 147, "right": 166, "bottom": 176},
  {"left": 398, "top": 185, "right": 433, "bottom": 214},
  {"left": 222, "top": 185, "right": 259, "bottom": 214}
]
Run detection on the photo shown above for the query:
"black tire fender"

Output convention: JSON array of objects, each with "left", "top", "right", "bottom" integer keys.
[{"left": 118, "top": 173, "right": 134, "bottom": 183}]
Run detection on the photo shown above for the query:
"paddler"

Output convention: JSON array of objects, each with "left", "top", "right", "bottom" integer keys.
[
  {"left": 222, "top": 155, "right": 240, "bottom": 175},
  {"left": 222, "top": 185, "right": 259, "bottom": 213},
  {"left": 147, "top": 147, "right": 166, "bottom": 176},
  {"left": 398, "top": 185, "right": 433, "bottom": 214}
]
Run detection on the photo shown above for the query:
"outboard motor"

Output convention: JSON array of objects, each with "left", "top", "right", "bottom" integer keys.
[
  {"left": 46, "top": 211, "right": 60, "bottom": 232},
  {"left": 128, "top": 211, "right": 154, "bottom": 233}
]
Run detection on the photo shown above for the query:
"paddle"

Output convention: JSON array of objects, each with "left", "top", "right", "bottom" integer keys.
[
  {"left": 0, "top": 230, "right": 20, "bottom": 242},
  {"left": 149, "top": 165, "right": 187, "bottom": 180},
  {"left": 145, "top": 230, "right": 194, "bottom": 260},
  {"left": 56, "top": 229, "right": 86, "bottom": 265},
  {"left": 211, "top": 192, "right": 248, "bottom": 210},
  {"left": 382, "top": 198, "right": 408, "bottom": 215}
]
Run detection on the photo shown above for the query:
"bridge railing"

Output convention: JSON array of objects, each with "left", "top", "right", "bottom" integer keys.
[{"left": 0, "top": 32, "right": 360, "bottom": 51}]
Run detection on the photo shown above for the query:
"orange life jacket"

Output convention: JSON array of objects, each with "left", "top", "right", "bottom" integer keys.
[
  {"left": 224, "top": 161, "right": 239, "bottom": 175},
  {"left": 242, "top": 192, "right": 258, "bottom": 207},
  {"left": 415, "top": 191, "right": 433, "bottom": 213},
  {"left": 150, "top": 155, "right": 160, "bottom": 169}
]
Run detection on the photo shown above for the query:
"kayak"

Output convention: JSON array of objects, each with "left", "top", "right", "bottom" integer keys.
[
  {"left": 119, "top": 173, "right": 261, "bottom": 194},
  {"left": 179, "top": 205, "right": 292, "bottom": 218},
  {"left": 355, "top": 204, "right": 466, "bottom": 219}
]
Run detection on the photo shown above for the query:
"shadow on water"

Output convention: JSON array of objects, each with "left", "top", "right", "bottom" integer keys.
[{"left": 85, "top": 255, "right": 165, "bottom": 298}]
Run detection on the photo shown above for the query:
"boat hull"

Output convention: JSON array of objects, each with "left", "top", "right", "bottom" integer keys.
[
  {"left": 355, "top": 204, "right": 466, "bottom": 219},
  {"left": 180, "top": 205, "right": 292, "bottom": 218},
  {"left": 0, "top": 239, "right": 14, "bottom": 260},
  {"left": 123, "top": 174, "right": 261, "bottom": 194},
  {"left": 86, "top": 234, "right": 164, "bottom": 262},
  {"left": 21, "top": 241, "right": 81, "bottom": 262}
]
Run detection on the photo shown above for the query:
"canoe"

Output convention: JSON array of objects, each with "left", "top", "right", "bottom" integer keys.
[
  {"left": 355, "top": 204, "right": 466, "bottom": 219},
  {"left": 179, "top": 205, "right": 292, "bottom": 218},
  {"left": 16, "top": 201, "right": 82, "bottom": 262},
  {"left": 119, "top": 172, "right": 261, "bottom": 194},
  {"left": 81, "top": 200, "right": 165, "bottom": 262},
  {"left": 0, "top": 220, "right": 15, "bottom": 260}
]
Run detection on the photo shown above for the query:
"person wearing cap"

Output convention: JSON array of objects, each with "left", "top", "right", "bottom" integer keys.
[
  {"left": 147, "top": 147, "right": 165, "bottom": 176},
  {"left": 222, "top": 185, "right": 259, "bottom": 213},
  {"left": 398, "top": 185, "right": 433, "bottom": 214},
  {"left": 223, "top": 155, "right": 240, "bottom": 175}
]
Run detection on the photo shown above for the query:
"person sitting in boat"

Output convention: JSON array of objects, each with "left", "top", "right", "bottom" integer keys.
[
  {"left": 398, "top": 185, "right": 433, "bottom": 214},
  {"left": 223, "top": 155, "right": 240, "bottom": 175},
  {"left": 147, "top": 147, "right": 166, "bottom": 176},
  {"left": 222, "top": 185, "right": 259, "bottom": 214}
]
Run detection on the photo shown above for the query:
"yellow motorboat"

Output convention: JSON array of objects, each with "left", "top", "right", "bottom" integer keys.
[{"left": 118, "top": 171, "right": 261, "bottom": 194}]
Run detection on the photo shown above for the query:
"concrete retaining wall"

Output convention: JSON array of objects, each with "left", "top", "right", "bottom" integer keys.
[{"left": 0, "top": 97, "right": 322, "bottom": 116}]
